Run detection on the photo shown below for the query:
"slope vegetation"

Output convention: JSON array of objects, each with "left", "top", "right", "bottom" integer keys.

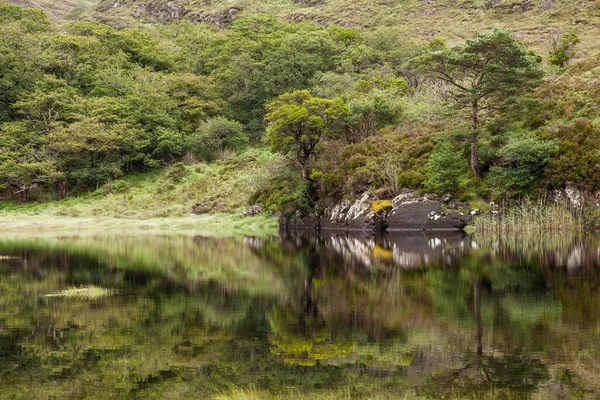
[{"left": 91, "top": 0, "right": 600, "bottom": 54}]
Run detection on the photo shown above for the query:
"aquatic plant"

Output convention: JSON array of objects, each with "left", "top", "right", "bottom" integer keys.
[
  {"left": 471, "top": 200, "right": 583, "bottom": 235},
  {"left": 45, "top": 285, "right": 117, "bottom": 300}
]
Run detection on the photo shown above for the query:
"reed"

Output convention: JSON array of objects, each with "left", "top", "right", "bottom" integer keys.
[
  {"left": 45, "top": 285, "right": 117, "bottom": 300},
  {"left": 471, "top": 200, "right": 584, "bottom": 235}
]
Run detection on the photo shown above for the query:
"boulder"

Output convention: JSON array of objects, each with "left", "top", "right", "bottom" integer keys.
[
  {"left": 320, "top": 193, "right": 386, "bottom": 231},
  {"left": 387, "top": 192, "right": 468, "bottom": 231},
  {"left": 243, "top": 203, "right": 264, "bottom": 217},
  {"left": 282, "top": 191, "right": 470, "bottom": 232}
]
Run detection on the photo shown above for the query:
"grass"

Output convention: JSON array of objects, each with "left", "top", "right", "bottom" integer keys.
[
  {"left": 45, "top": 285, "right": 116, "bottom": 300},
  {"left": 0, "top": 148, "right": 281, "bottom": 237},
  {"left": 471, "top": 200, "right": 584, "bottom": 235},
  {"left": 0, "top": 213, "right": 278, "bottom": 238},
  {"left": 214, "top": 388, "right": 419, "bottom": 400}
]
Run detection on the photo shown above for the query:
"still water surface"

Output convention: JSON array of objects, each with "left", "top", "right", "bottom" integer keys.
[{"left": 1, "top": 232, "right": 600, "bottom": 399}]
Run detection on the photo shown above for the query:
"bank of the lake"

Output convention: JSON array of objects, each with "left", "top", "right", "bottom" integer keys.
[{"left": 0, "top": 214, "right": 278, "bottom": 238}]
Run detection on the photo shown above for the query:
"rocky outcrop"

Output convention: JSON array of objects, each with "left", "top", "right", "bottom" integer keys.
[
  {"left": 133, "top": 1, "right": 189, "bottom": 23},
  {"left": 281, "top": 191, "right": 470, "bottom": 233},
  {"left": 99, "top": 0, "right": 240, "bottom": 27}
]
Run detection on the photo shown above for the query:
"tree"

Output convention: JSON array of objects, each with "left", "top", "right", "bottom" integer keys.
[
  {"left": 47, "top": 118, "right": 138, "bottom": 188},
  {"left": 549, "top": 31, "right": 580, "bottom": 69},
  {"left": 0, "top": 3, "right": 52, "bottom": 122},
  {"left": 265, "top": 90, "right": 349, "bottom": 187},
  {"left": 424, "top": 138, "right": 467, "bottom": 194},
  {"left": 416, "top": 29, "right": 544, "bottom": 178},
  {"left": 0, "top": 121, "right": 59, "bottom": 202},
  {"left": 346, "top": 90, "right": 402, "bottom": 143}
]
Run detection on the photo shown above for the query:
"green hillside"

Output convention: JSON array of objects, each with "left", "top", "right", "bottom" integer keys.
[
  {"left": 2, "top": 0, "right": 600, "bottom": 226},
  {"left": 91, "top": 0, "right": 599, "bottom": 54}
]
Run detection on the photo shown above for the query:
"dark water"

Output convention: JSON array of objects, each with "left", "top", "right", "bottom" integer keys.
[{"left": 1, "top": 232, "right": 600, "bottom": 399}]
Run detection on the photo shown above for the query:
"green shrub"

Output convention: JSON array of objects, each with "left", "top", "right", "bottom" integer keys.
[
  {"left": 166, "top": 162, "right": 187, "bottom": 183},
  {"left": 191, "top": 117, "right": 248, "bottom": 161},
  {"left": 488, "top": 132, "right": 558, "bottom": 198},
  {"left": 424, "top": 139, "right": 467, "bottom": 194}
]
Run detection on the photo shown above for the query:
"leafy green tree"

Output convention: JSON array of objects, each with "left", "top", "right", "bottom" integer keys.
[
  {"left": 0, "top": 121, "right": 59, "bottom": 201},
  {"left": 416, "top": 29, "right": 544, "bottom": 178},
  {"left": 13, "top": 76, "right": 81, "bottom": 133},
  {"left": 549, "top": 31, "right": 580, "bottom": 69},
  {"left": 346, "top": 90, "right": 402, "bottom": 143},
  {"left": 0, "top": 3, "right": 52, "bottom": 122},
  {"left": 47, "top": 118, "right": 138, "bottom": 188},
  {"left": 262, "top": 30, "right": 341, "bottom": 96},
  {"left": 265, "top": 90, "right": 349, "bottom": 185}
]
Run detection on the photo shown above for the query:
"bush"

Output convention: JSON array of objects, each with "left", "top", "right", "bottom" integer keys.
[
  {"left": 191, "top": 117, "right": 248, "bottom": 161},
  {"left": 166, "top": 162, "right": 187, "bottom": 183},
  {"left": 488, "top": 132, "right": 558, "bottom": 198},
  {"left": 324, "top": 129, "right": 432, "bottom": 197},
  {"left": 540, "top": 118, "right": 600, "bottom": 191},
  {"left": 424, "top": 139, "right": 467, "bottom": 194}
]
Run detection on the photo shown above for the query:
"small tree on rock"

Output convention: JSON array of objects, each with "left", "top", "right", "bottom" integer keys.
[{"left": 265, "top": 90, "right": 349, "bottom": 190}]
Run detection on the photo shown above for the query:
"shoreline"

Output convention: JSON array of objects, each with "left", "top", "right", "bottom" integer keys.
[{"left": 0, "top": 214, "right": 279, "bottom": 238}]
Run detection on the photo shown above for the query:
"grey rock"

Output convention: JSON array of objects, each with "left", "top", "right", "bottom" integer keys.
[
  {"left": 191, "top": 202, "right": 210, "bottom": 215},
  {"left": 283, "top": 191, "right": 469, "bottom": 233},
  {"left": 541, "top": 0, "right": 554, "bottom": 10},
  {"left": 243, "top": 203, "right": 264, "bottom": 217}
]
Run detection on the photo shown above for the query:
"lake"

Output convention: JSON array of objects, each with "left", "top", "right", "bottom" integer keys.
[{"left": 1, "top": 232, "right": 599, "bottom": 399}]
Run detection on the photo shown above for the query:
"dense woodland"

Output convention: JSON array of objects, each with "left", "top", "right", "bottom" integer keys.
[{"left": 1, "top": 0, "right": 599, "bottom": 213}]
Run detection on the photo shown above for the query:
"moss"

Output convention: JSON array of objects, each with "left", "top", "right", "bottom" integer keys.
[{"left": 372, "top": 200, "right": 392, "bottom": 215}]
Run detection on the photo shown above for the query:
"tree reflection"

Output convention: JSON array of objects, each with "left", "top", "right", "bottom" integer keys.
[{"left": 0, "top": 233, "right": 599, "bottom": 398}]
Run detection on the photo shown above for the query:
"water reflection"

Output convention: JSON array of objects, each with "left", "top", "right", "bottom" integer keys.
[{"left": 0, "top": 233, "right": 599, "bottom": 398}]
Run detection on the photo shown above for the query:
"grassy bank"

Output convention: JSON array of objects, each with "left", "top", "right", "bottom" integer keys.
[
  {"left": 0, "top": 148, "right": 281, "bottom": 237},
  {"left": 0, "top": 214, "right": 278, "bottom": 238}
]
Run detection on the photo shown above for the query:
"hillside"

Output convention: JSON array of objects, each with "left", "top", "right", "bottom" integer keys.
[
  {"left": 6, "top": 0, "right": 600, "bottom": 57},
  {"left": 91, "top": 0, "right": 600, "bottom": 55}
]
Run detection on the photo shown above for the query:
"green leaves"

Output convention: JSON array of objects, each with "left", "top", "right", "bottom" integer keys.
[
  {"left": 192, "top": 116, "right": 248, "bottom": 161},
  {"left": 489, "top": 132, "right": 559, "bottom": 196}
]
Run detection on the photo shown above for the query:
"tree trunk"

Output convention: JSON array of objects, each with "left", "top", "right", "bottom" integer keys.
[
  {"left": 471, "top": 101, "right": 483, "bottom": 179},
  {"left": 20, "top": 189, "right": 29, "bottom": 203},
  {"left": 56, "top": 180, "right": 67, "bottom": 199},
  {"left": 300, "top": 158, "right": 312, "bottom": 183}
]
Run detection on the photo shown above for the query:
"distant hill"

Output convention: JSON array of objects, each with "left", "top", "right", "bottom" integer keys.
[{"left": 6, "top": 0, "right": 600, "bottom": 56}]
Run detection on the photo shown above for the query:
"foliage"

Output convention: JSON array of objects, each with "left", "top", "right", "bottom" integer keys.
[
  {"left": 324, "top": 129, "right": 433, "bottom": 197},
  {"left": 488, "top": 132, "right": 559, "bottom": 197},
  {"left": 549, "top": 31, "right": 580, "bottom": 69},
  {"left": 371, "top": 200, "right": 392, "bottom": 215},
  {"left": 2, "top": 0, "right": 600, "bottom": 215},
  {"left": 424, "top": 138, "right": 468, "bottom": 194}
]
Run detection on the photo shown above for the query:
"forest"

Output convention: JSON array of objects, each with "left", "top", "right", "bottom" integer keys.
[{"left": 1, "top": 0, "right": 598, "bottom": 216}]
